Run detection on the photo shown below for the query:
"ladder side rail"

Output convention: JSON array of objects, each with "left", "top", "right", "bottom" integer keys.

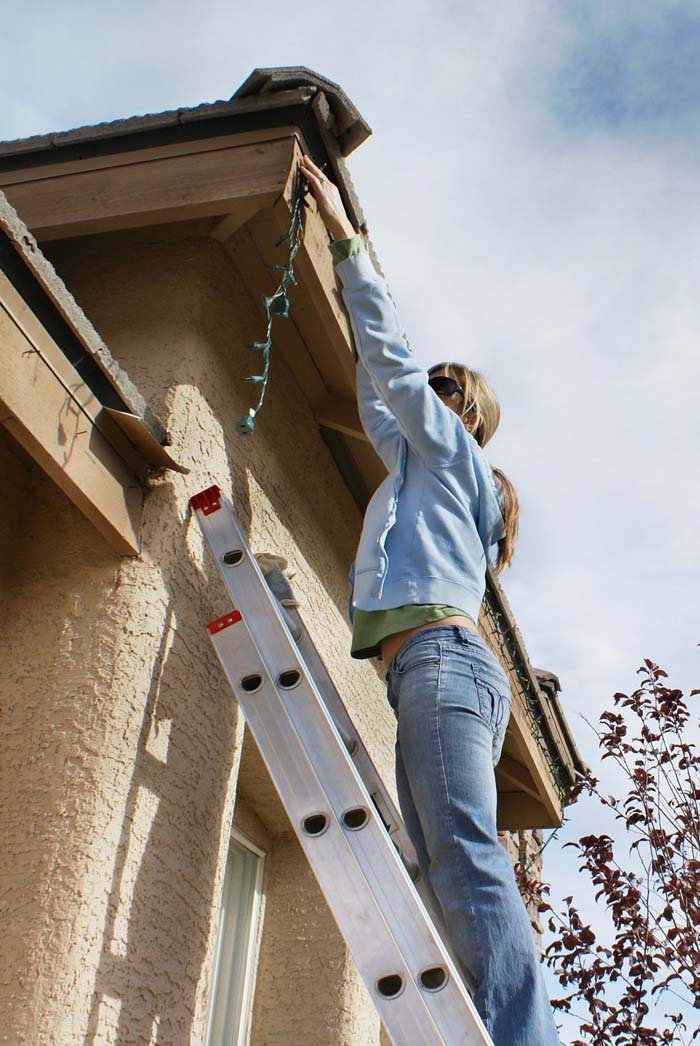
[
  {"left": 258, "top": 567, "right": 471, "bottom": 988},
  {"left": 284, "top": 603, "right": 419, "bottom": 860},
  {"left": 221, "top": 605, "right": 484, "bottom": 1035},
  {"left": 192, "top": 488, "right": 493, "bottom": 1045},
  {"left": 209, "top": 617, "right": 443, "bottom": 1044},
  {"left": 209, "top": 613, "right": 491, "bottom": 1046}
]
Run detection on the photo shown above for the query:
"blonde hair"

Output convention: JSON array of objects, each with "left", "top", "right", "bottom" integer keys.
[
  {"left": 491, "top": 466, "right": 519, "bottom": 571},
  {"left": 428, "top": 362, "right": 519, "bottom": 571}
]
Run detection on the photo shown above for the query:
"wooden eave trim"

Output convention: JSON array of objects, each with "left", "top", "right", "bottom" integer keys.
[
  {"left": 0, "top": 122, "right": 358, "bottom": 409},
  {"left": 498, "top": 683, "right": 562, "bottom": 827},
  {"left": 0, "top": 214, "right": 166, "bottom": 443},
  {"left": 0, "top": 89, "right": 319, "bottom": 171},
  {"left": 0, "top": 131, "right": 299, "bottom": 242},
  {"left": 0, "top": 125, "right": 304, "bottom": 187},
  {"left": 0, "top": 269, "right": 144, "bottom": 554},
  {"left": 315, "top": 393, "right": 367, "bottom": 441},
  {"left": 486, "top": 567, "right": 579, "bottom": 789},
  {"left": 243, "top": 136, "right": 356, "bottom": 413}
]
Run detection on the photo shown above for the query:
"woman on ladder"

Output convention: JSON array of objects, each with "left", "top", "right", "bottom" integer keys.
[{"left": 300, "top": 154, "right": 560, "bottom": 1046}]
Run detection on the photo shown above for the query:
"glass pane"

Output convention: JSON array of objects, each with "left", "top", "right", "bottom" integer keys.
[{"left": 205, "top": 836, "right": 264, "bottom": 1046}]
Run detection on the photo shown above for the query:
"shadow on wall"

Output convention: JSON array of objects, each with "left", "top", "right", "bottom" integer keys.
[
  {"left": 38, "top": 229, "right": 367, "bottom": 1041},
  {"left": 84, "top": 478, "right": 252, "bottom": 1045},
  {"left": 82, "top": 441, "right": 363, "bottom": 1043}
]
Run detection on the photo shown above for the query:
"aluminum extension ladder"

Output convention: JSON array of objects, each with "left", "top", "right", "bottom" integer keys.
[{"left": 190, "top": 484, "right": 493, "bottom": 1046}]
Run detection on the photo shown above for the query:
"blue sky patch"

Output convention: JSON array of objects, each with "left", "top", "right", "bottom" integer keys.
[{"left": 551, "top": 3, "right": 700, "bottom": 137}]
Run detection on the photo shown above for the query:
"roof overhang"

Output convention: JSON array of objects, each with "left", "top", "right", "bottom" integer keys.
[
  {"left": 0, "top": 194, "right": 186, "bottom": 555},
  {"left": 0, "top": 66, "right": 585, "bottom": 827}
]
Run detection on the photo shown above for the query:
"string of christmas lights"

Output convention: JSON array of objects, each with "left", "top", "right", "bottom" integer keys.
[{"left": 237, "top": 171, "right": 310, "bottom": 435}]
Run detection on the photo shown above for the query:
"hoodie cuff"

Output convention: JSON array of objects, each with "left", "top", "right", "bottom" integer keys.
[
  {"left": 328, "top": 233, "right": 365, "bottom": 262},
  {"left": 334, "top": 248, "right": 381, "bottom": 291}
]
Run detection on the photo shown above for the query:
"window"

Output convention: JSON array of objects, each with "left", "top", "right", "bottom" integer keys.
[{"left": 205, "top": 828, "right": 266, "bottom": 1046}]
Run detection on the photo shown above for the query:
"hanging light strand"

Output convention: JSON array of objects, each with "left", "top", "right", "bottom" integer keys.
[{"left": 237, "top": 172, "right": 310, "bottom": 435}]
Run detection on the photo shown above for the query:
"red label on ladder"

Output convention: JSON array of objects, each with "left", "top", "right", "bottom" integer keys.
[
  {"left": 189, "top": 485, "right": 222, "bottom": 515},
  {"left": 206, "top": 610, "right": 243, "bottom": 634}
]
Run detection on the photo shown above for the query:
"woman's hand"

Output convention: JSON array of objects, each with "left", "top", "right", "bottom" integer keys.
[{"left": 299, "top": 154, "right": 356, "bottom": 241}]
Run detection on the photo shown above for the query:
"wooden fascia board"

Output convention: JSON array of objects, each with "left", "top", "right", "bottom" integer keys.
[
  {"left": 223, "top": 220, "right": 328, "bottom": 410},
  {"left": 497, "top": 793, "right": 554, "bottom": 831},
  {"left": 486, "top": 567, "right": 578, "bottom": 790},
  {"left": 315, "top": 393, "right": 367, "bottom": 441},
  {"left": 0, "top": 271, "right": 143, "bottom": 554},
  {"left": 0, "top": 131, "right": 298, "bottom": 241},
  {"left": 0, "top": 89, "right": 317, "bottom": 170},
  {"left": 247, "top": 137, "right": 356, "bottom": 400},
  {"left": 501, "top": 692, "right": 562, "bottom": 826},
  {"left": 0, "top": 125, "right": 304, "bottom": 187}
]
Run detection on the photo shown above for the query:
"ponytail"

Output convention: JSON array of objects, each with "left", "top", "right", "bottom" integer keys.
[{"left": 492, "top": 466, "right": 519, "bottom": 572}]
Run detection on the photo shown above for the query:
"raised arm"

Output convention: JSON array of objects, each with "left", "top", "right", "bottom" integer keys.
[
  {"left": 335, "top": 254, "right": 468, "bottom": 465},
  {"left": 328, "top": 234, "right": 402, "bottom": 470},
  {"left": 356, "top": 354, "right": 402, "bottom": 470},
  {"left": 300, "top": 154, "right": 468, "bottom": 467}
]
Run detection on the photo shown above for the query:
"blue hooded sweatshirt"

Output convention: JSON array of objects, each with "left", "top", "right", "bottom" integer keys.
[{"left": 334, "top": 249, "right": 505, "bottom": 625}]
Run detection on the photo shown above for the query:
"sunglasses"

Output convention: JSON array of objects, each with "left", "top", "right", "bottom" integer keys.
[{"left": 428, "top": 375, "right": 464, "bottom": 399}]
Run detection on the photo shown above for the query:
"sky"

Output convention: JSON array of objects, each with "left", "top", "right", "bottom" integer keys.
[{"left": 3, "top": 1, "right": 699, "bottom": 1040}]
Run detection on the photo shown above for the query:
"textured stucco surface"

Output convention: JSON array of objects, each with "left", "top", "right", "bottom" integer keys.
[
  {"left": 1, "top": 225, "right": 546, "bottom": 1045},
  {"left": 0, "top": 228, "right": 394, "bottom": 1045}
]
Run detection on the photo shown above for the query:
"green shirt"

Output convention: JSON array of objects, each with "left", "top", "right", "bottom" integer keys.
[{"left": 351, "top": 605, "right": 474, "bottom": 660}]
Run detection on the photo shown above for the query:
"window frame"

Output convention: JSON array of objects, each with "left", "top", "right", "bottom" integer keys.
[{"left": 204, "top": 826, "right": 266, "bottom": 1046}]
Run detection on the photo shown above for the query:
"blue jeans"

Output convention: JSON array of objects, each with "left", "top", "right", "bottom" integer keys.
[{"left": 385, "top": 625, "right": 560, "bottom": 1046}]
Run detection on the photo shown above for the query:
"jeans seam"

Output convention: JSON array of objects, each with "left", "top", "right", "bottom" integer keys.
[
  {"left": 430, "top": 643, "right": 490, "bottom": 1025},
  {"left": 393, "top": 625, "right": 470, "bottom": 671}
]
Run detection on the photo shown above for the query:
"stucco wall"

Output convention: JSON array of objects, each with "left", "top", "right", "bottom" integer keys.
[
  {"left": 0, "top": 228, "right": 396, "bottom": 1045},
  {"left": 1, "top": 224, "right": 545, "bottom": 1046}
]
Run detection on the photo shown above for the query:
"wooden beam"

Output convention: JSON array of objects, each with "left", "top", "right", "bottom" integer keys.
[
  {"left": 223, "top": 221, "right": 327, "bottom": 410},
  {"left": 1, "top": 136, "right": 296, "bottom": 241},
  {"left": 497, "top": 793, "right": 550, "bottom": 832},
  {"left": 209, "top": 199, "right": 265, "bottom": 242},
  {"left": 315, "top": 393, "right": 367, "bottom": 441},
  {"left": 247, "top": 138, "right": 357, "bottom": 402},
  {"left": 0, "top": 271, "right": 150, "bottom": 479},
  {"left": 496, "top": 753, "right": 541, "bottom": 802},
  {"left": 0, "top": 125, "right": 304, "bottom": 188},
  {"left": 0, "top": 286, "right": 142, "bottom": 555}
]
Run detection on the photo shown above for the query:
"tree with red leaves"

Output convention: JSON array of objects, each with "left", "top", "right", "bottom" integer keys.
[{"left": 517, "top": 659, "right": 700, "bottom": 1046}]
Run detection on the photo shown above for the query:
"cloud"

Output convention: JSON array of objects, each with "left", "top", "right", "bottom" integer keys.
[
  {"left": 2, "top": 3, "right": 699, "bottom": 1036},
  {"left": 547, "top": 2, "right": 700, "bottom": 139}
]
